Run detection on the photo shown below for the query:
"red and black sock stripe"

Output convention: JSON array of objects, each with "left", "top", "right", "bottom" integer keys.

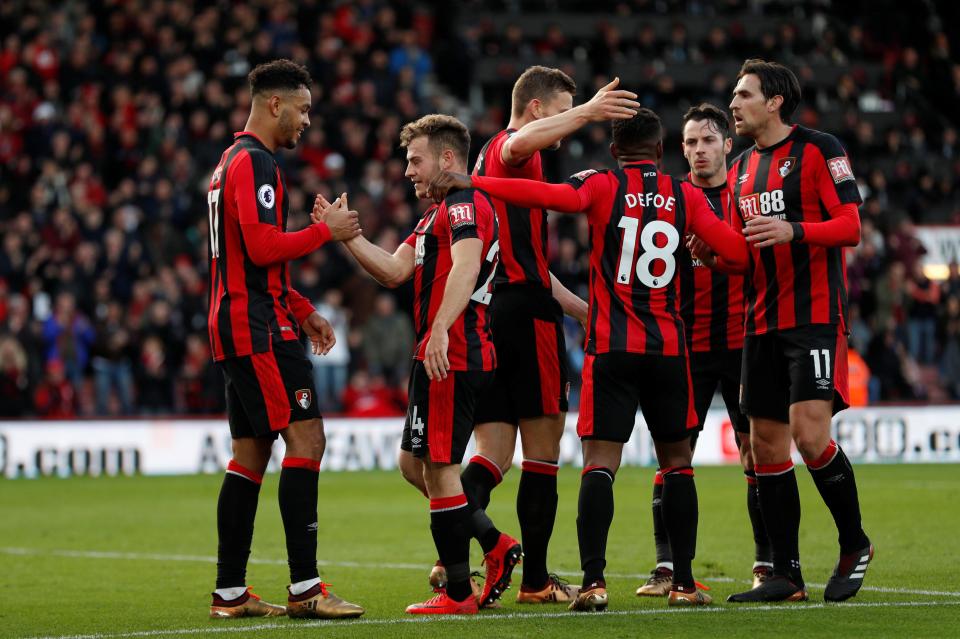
[
  {"left": 279, "top": 457, "right": 320, "bottom": 584},
  {"left": 518, "top": 459, "right": 559, "bottom": 589},
  {"left": 804, "top": 440, "right": 868, "bottom": 553},
  {"left": 660, "top": 466, "right": 697, "bottom": 589},
  {"left": 430, "top": 494, "right": 473, "bottom": 602},
  {"left": 577, "top": 466, "right": 615, "bottom": 588},
  {"left": 756, "top": 460, "right": 803, "bottom": 586},
  {"left": 216, "top": 460, "right": 263, "bottom": 589}
]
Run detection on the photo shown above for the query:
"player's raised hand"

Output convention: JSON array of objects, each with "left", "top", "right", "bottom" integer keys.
[
  {"left": 302, "top": 311, "right": 336, "bottom": 355},
  {"left": 582, "top": 77, "right": 640, "bottom": 122},
  {"left": 428, "top": 171, "right": 473, "bottom": 203},
  {"left": 423, "top": 326, "right": 450, "bottom": 380},
  {"left": 312, "top": 192, "right": 344, "bottom": 223},
  {"left": 321, "top": 192, "right": 362, "bottom": 241},
  {"left": 744, "top": 215, "right": 794, "bottom": 248},
  {"left": 311, "top": 193, "right": 336, "bottom": 224}
]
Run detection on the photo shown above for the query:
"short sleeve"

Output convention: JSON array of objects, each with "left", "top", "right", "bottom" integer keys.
[
  {"left": 233, "top": 149, "right": 279, "bottom": 225},
  {"left": 445, "top": 193, "right": 481, "bottom": 244},
  {"left": 812, "top": 134, "right": 862, "bottom": 211},
  {"left": 475, "top": 131, "right": 540, "bottom": 179}
]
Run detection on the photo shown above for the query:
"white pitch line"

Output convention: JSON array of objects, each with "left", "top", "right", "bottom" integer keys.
[
  {"left": 4, "top": 546, "right": 960, "bottom": 599},
  {"left": 19, "top": 601, "right": 960, "bottom": 639}
]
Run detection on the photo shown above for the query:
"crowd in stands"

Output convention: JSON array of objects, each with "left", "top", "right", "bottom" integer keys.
[{"left": 1, "top": 0, "right": 958, "bottom": 418}]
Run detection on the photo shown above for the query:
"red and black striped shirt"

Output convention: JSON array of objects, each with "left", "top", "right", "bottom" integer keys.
[
  {"left": 403, "top": 188, "right": 499, "bottom": 371},
  {"left": 677, "top": 180, "right": 746, "bottom": 352},
  {"left": 728, "top": 125, "right": 862, "bottom": 336},
  {"left": 472, "top": 129, "right": 551, "bottom": 290},
  {"left": 207, "top": 132, "right": 330, "bottom": 361},
  {"left": 471, "top": 162, "right": 748, "bottom": 357}
]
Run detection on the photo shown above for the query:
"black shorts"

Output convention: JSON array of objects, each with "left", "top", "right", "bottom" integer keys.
[
  {"left": 690, "top": 348, "right": 750, "bottom": 434},
  {"left": 401, "top": 361, "right": 493, "bottom": 464},
  {"left": 577, "top": 351, "right": 698, "bottom": 444},
  {"left": 218, "top": 340, "right": 320, "bottom": 439},
  {"left": 740, "top": 324, "right": 850, "bottom": 424},
  {"left": 473, "top": 284, "right": 569, "bottom": 426}
]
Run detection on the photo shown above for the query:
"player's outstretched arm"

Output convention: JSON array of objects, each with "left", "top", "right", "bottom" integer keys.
[
  {"left": 315, "top": 193, "right": 365, "bottom": 241},
  {"left": 687, "top": 187, "right": 748, "bottom": 270},
  {"left": 238, "top": 183, "right": 359, "bottom": 267},
  {"left": 423, "top": 237, "right": 483, "bottom": 381},
  {"left": 550, "top": 272, "right": 588, "bottom": 325},
  {"left": 687, "top": 232, "right": 747, "bottom": 275},
  {"left": 240, "top": 187, "right": 358, "bottom": 267},
  {"left": 315, "top": 193, "right": 414, "bottom": 287},
  {"left": 240, "top": 222, "right": 336, "bottom": 267},
  {"left": 344, "top": 234, "right": 415, "bottom": 289},
  {"left": 429, "top": 171, "right": 586, "bottom": 213},
  {"left": 502, "top": 78, "right": 640, "bottom": 166}
]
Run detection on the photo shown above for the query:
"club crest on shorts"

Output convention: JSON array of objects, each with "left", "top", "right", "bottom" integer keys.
[
  {"left": 295, "top": 389, "right": 311, "bottom": 409},
  {"left": 777, "top": 157, "right": 796, "bottom": 178}
]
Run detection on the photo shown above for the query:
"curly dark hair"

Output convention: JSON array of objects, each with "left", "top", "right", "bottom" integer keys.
[
  {"left": 611, "top": 107, "right": 663, "bottom": 151},
  {"left": 247, "top": 59, "right": 312, "bottom": 96}
]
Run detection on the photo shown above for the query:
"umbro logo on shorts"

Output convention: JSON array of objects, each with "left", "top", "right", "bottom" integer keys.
[{"left": 295, "top": 389, "right": 312, "bottom": 410}]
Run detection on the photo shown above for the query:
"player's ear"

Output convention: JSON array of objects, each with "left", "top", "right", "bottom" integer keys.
[
  {"left": 656, "top": 139, "right": 664, "bottom": 159},
  {"left": 767, "top": 94, "right": 784, "bottom": 116},
  {"left": 440, "top": 148, "right": 455, "bottom": 170},
  {"left": 269, "top": 94, "right": 282, "bottom": 117},
  {"left": 724, "top": 137, "right": 733, "bottom": 154},
  {"left": 609, "top": 142, "right": 618, "bottom": 160},
  {"left": 529, "top": 98, "right": 542, "bottom": 119}
]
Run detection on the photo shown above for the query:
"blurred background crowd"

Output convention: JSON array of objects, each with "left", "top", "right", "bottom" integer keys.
[{"left": 1, "top": 0, "right": 958, "bottom": 418}]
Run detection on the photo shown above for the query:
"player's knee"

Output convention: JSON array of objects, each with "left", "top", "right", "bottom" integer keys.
[
  {"left": 520, "top": 436, "right": 561, "bottom": 465},
  {"left": 738, "top": 433, "right": 754, "bottom": 458},
  {"left": 475, "top": 444, "right": 513, "bottom": 475},
  {"left": 230, "top": 438, "right": 272, "bottom": 473},
  {"left": 749, "top": 434, "right": 780, "bottom": 464},
  {"left": 793, "top": 430, "right": 829, "bottom": 462},
  {"left": 285, "top": 418, "right": 325, "bottom": 460},
  {"left": 653, "top": 436, "right": 694, "bottom": 468},
  {"left": 398, "top": 459, "right": 427, "bottom": 497}
]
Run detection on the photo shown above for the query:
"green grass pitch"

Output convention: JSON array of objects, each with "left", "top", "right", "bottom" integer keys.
[{"left": 2, "top": 464, "right": 958, "bottom": 638}]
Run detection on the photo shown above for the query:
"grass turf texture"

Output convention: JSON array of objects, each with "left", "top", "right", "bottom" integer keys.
[{"left": 1, "top": 465, "right": 958, "bottom": 638}]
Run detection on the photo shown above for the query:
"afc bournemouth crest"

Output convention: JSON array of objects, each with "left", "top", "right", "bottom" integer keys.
[
  {"left": 295, "top": 389, "right": 312, "bottom": 410},
  {"left": 777, "top": 157, "right": 796, "bottom": 178}
]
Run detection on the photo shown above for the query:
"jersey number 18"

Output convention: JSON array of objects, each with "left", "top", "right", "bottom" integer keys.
[{"left": 615, "top": 218, "right": 679, "bottom": 289}]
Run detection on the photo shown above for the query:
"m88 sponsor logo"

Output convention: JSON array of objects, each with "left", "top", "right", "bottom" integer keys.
[{"left": 739, "top": 189, "right": 785, "bottom": 220}]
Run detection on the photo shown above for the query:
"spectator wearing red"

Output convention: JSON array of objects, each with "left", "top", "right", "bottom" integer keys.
[{"left": 33, "top": 358, "right": 77, "bottom": 418}]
